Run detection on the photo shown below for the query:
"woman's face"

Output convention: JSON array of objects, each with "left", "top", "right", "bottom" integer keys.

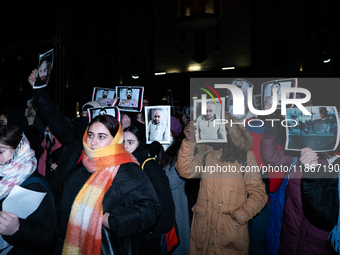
[
  {"left": 86, "top": 122, "right": 114, "bottom": 150},
  {"left": 0, "top": 143, "right": 15, "bottom": 164},
  {"left": 123, "top": 131, "right": 139, "bottom": 153}
]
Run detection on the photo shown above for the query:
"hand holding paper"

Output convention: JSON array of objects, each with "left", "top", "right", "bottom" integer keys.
[
  {"left": 0, "top": 211, "right": 19, "bottom": 236},
  {"left": 300, "top": 147, "right": 319, "bottom": 168},
  {"left": 28, "top": 69, "right": 37, "bottom": 88}
]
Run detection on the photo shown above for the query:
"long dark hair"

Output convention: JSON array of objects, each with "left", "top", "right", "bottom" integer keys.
[
  {"left": 0, "top": 126, "right": 23, "bottom": 149},
  {"left": 89, "top": 115, "right": 119, "bottom": 137},
  {"left": 123, "top": 125, "right": 145, "bottom": 144},
  {"left": 160, "top": 131, "right": 182, "bottom": 168}
]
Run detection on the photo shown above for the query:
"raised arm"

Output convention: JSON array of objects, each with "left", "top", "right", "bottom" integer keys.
[
  {"left": 175, "top": 120, "right": 202, "bottom": 179},
  {"left": 260, "top": 132, "right": 294, "bottom": 167},
  {"left": 28, "top": 69, "right": 78, "bottom": 145},
  {"left": 301, "top": 150, "right": 339, "bottom": 231}
]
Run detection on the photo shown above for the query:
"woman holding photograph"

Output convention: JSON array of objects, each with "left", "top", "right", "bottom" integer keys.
[
  {"left": 260, "top": 124, "right": 336, "bottom": 254},
  {"left": 0, "top": 125, "right": 57, "bottom": 255},
  {"left": 55, "top": 115, "right": 160, "bottom": 255},
  {"left": 176, "top": 112, "right": 267, "bottom": 255}
]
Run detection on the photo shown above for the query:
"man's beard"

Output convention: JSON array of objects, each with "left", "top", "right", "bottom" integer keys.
[
  {"left": 40, "top": 76, "right": 46, "bottom": 82},
  {"left": 127, "top": 95, "right": 132, "bottom": 99},
  {"left": 103, "top": 95, "right": 107, "bottom": 98}
]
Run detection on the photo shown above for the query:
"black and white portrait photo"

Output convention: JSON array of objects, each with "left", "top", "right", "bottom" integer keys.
[
  {"left": 261, "top": 78, "right": 297, "bottom": 110},
  {"left": 92, "top": 87, "right": 116, "bottom": 107},
  {"left": 33, "top": 48, "right": 54, "bottom": 89},
  {"left": 87, "top": 106, "right": 120, "bottom": 122},
  {"left": 145, "top": 106, "right": 170, "bottom": 144},
  {"left": 193, "top": 97, "right": 227, "bottom": 143},
  {"left": 116, "top": 86, "right": 144, "bottom": 112}
]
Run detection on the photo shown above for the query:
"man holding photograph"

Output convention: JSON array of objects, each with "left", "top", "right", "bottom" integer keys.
[
  {"left": 196, "top": 102, "right": 223, "bottom": 140},
  {"left": 148, "top": 109, "right": 169, "bottom": 141}
]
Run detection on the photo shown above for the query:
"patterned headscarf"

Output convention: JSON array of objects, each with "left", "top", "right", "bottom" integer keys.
[{"left": 0, "top": 134, "right": 36, "bottom": 200}]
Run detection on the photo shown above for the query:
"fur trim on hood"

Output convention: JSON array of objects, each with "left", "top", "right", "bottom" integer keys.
[{"left": 196, "top": 112, "right": 253, "bottom": 153}]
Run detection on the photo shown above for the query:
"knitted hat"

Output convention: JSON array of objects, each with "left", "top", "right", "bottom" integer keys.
[
  {"left": 170, "top": 116, "right": 182, "bottom": 136},
  {"left": 82, "top": 101, "right": 101, "bottom": 111}
]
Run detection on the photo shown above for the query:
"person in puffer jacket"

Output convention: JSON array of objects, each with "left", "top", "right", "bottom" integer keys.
[
  {"left": 260, "top": 132, "right": 336, "bottom": 255},
  {"left": 176, "top": 112, "right": 267, "bottom": 255}
]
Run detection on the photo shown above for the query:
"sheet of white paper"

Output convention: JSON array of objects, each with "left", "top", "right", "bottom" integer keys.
[
  {"left": 2, "top": 185, "right": 46, "bottom": 219},
  {"left": 0, "top": 185, "right": 46, "bottom": 251}
]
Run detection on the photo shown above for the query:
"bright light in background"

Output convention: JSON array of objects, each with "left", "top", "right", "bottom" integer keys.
[
  {"left": 167, "top": 69, "right": 180, "bottom": 73},
  {"left": 155, "top": 72, "right": 166, "bottom": 75},
  {"left": 188, "top": 65, "right": 201, "bottom": 72},
  {"left": 323, "top": 51, "right": 331, "bottom": 63},
  {"left": 132, "top": 75, "right": 139, "bottom": 79},
  {"left": 76, "top": 102, "right": 80, "bottom": 117},
  {"left": 222, "top": 67, "right": 235, "bottom": 70}
]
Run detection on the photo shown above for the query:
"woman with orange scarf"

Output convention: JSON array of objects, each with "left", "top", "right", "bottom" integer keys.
[{"left": 55, "top": 115, "right": 160, "bottom": 255}]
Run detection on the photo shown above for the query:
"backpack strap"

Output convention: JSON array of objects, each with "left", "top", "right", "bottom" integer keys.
[
  {"left": 141, "top": 158, "right": 156, "bottom": 170},
  {"left": 21, "top": 177, "right": 51, "bottom": 191}
]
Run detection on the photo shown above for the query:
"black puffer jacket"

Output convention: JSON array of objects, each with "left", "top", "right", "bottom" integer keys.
[
  {"left": 133, "top": 145, "right": 175, "bottom": 236},
  {"left": 55, "top": 162, "right": 161, "bottom": 255},
  {"left": 1, "top": 172, "right": 58, "bottom": 255},
  {"left": 32, "top": 88, "right": 88, "bottom": 196},
  {"left": 301, "top": 158, "right": 340, "bottom": 231}
]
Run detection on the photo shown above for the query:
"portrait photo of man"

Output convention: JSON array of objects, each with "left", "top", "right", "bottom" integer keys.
[
  {"left": 264, "top": 82, "right": 281, "bottom": 108},
  {"left": 116, "top": 86, "right": 144, "bottom": 112},
  {"left": 96, "top": 90, "right": 112, "bottom": 106},
  {"left": 93, "top": 87, "right": 116, "bottom": 107},
  {"left": 119, "top": 87, "right": 138, "bottom": 107},
  {"left": 194, "top": 98, "right": 227, "bottom": 143},
  {"left": 34, "top": 48, "right": 54, "bottom": 88},
  {"left": 145, "top": 106, "right": 170, "bottom": 144},
  {"left": 88, "top": 106, "right": 120, "bottom": 121},
  {"left": 261, "top": 78, "right": 297, "bottom": 110}
]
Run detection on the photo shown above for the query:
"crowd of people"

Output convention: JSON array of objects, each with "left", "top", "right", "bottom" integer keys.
[{"left": 0, "top": 69, "right": 339, "bottom": 255}]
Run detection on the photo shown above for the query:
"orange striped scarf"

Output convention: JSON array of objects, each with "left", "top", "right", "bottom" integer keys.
[{"left": 62, "top": 123, "right": 138, "bottom": 255}]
